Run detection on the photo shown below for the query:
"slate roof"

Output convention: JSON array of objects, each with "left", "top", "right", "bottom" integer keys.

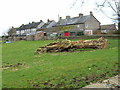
[
  {"left": 17, "top": 20, "right": 43, "bottom": 31},
  {"left": 101, "top": 24, "right": 117, "bottom": 30},
  {"left": 41, "top": 20, "right": 53, "bottom": 28},
  {"left": 55, "top": 15, "right": 90, "bottom": 26}
]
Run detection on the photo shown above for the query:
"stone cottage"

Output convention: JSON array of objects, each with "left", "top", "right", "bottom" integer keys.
[
  {"left": 36, "top": 19, "right": 57, "bottom": 40},
  {"left": 8, "top": 11, "right": 101, "bottom": 41},
  {"left": 101, "top": 24, "right": 117, "bottom": 34},
  {"left": 38, "top": 11, "right": 101, "bottom": 37}
]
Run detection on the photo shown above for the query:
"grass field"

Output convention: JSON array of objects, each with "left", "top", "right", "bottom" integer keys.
[{"left": 2, "top": 39, "right": 119, "bottom": 88}]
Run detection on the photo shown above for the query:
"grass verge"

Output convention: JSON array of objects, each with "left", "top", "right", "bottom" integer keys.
[{"left": 2, "top": 39, "right": 119, "bottom": 88}]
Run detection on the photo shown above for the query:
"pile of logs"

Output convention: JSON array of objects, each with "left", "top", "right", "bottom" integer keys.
[{"left": 35, "top": 37, "right": 107, "bottom": 54}]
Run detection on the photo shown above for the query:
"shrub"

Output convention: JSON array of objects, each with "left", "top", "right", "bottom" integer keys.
[{"left": 113, "top": 30, "right": 120, "bottom": 34}]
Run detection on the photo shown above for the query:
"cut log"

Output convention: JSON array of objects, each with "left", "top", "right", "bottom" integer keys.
[{"left": 35, "top": 37, "right": 107, "bottom": 54}]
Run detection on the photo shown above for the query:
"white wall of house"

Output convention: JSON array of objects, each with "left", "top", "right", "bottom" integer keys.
[
  {"left": 17, "top": 28, "right": 37, "bottom": 35},
  {"left": 16, "top": 31, "right": 20, "bottom": 35},
  {"left": 21, "top": 30, "right": 25, "bottom": 35},
  {"left": 20, "top": 28, "right": 36, "bottom": 35},
  {"left": 31, "top": 28, "right": 36, "bottom": 33},
  {"left": 27, "top": 29, "right": 30, "bottom": 33},
  {"left": 24, "top": 29, "right": 30, "bottom": 34}
]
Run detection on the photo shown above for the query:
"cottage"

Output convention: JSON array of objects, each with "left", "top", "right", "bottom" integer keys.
[
  {"left": 16, "top": 20, "right": 45, "bottom": 36},
  {"left": 44, "top": 11, "right": 100, "bottom": 36},
  {"left": 36, "top": 19, "right": 57, "bottom": 39},
  {"left": 101, "top": 24, "right": 117, "bottom": 34},
  {"left": 8, "top": 11, "right": 101, "bottom": 41}
]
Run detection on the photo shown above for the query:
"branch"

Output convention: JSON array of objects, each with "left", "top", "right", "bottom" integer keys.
[
  {"left": 70, "top": 0, "right": 85, "bottom": 9},
  {"left": 100, "top": 8, "right": 117, "bottom": 20},
  {"left": 115, "top": 1, "right": 118, "bottom": 10},
  {"left": 102, "top": 0, "right": 107, "bottom": 6},
  {"left": 107, "top": 1, "right": 117, "bottom": 14},
  {"left": 70, "top": 0, "right": 78, "bottom": 9},
  {"left": 97, "top": 0, "right": 107, "bottom": 7},
  {"left": 81, "top": 0, "right": 85, "bottom": 8}
]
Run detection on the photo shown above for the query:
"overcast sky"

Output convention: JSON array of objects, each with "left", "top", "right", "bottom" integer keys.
[{"left": 0, "top": 0, "right": 115, "bottom": 36}]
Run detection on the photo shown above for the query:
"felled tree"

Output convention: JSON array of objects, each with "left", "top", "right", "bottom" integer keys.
[{"left": 35, "top": 37, "right": 107, "bottom": 54}]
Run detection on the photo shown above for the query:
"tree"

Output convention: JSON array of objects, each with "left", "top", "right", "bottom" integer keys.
[
  {"left": 96, "top": 0, "right": 120, "bottom": 30},
  {"left": 7, "top": 26, "right": 16, "bottom": 36}
]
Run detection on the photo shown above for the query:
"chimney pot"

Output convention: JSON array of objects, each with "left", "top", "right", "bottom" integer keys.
[
  {"left": 66, "top": 16, "right": 70, "bottom": 19},
  {"left": 47, "top": 19, "right": 50, "bottom": 22},
  {"left": 79, "top": 13, "right": 83, "bottom": 17},
  {"left": 59, "top": 17, "right": 62, "bottom": 20},
  {"left": 90, "top": 11, "right": 93, "bottom": 16}
]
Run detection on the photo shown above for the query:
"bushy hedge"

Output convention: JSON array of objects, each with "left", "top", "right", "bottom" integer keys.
[{"left": 113, "top": 30, "right": 120, "bottom": 34}]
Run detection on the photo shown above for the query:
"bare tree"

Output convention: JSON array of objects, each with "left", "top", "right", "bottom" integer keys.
[
  {"left": 95, "top": 0, "right": 120, "bottom": 30},
  {"left": 70, "top": 0, "right": 85, "bottom": 9}
]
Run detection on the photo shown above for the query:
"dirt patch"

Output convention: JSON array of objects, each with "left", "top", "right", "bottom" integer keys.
[{"left": 2, "top": 63, "right": 24, "bottom": 70}]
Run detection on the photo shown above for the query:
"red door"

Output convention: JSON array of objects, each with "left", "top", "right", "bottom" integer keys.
[{"left": 64, "top": 32, "right": 69, "bottom": 36}]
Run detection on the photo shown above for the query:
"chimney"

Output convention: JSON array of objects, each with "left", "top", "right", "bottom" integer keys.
[
  {"left": 66, "top": 16, "right": 70, "bottom": 19},
  {"left": 47, "top": 19, "right": 50, "bottom": 22},
  {"left": 40, "top": 20, "right": 42, "bottom": 22},
  {"left": 79, "top": 13, "right": 83, "bottom": 17},
  {"left": 59, "top": 17, "right": 62, "bottom": 20},
  {"left": 90, "top": 11, "right": 93, "bottom": 16}
]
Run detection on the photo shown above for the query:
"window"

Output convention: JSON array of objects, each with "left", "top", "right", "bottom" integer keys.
[
  {"left": 16, "top": 31, "right": 19, "bottom": 35},
  {"left": 44, "top": 32, "right": 47, "bottom": 36},
  {"left": 77, "top": 25, "right": 80, "bottom": 28},
  {"left": 70, "top": 32, "right": 76, "bottom": 36},
  {"left": 77, "top": 31, "right": 84, "bottom": 36},
  {"left": 85, "top": 24, "right": 88, "bottom": 28}
]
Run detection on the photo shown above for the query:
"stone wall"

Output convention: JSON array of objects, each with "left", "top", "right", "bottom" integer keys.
[
  {"left": 26, "top": 35, "right": 34, "bottom": 41},
  {"left": 35, "top": 32, "right": 44, "bottom": 40},
  {"left": 58, "top": 35, "right": 120, "bottom": 39},
  {"left": 85, "top": 16, "right": 100, "bottom": 30}
]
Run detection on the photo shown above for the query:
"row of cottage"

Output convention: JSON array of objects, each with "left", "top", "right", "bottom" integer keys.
[{"left": 8, "top": 11, "right": 117, "bottom": 41}]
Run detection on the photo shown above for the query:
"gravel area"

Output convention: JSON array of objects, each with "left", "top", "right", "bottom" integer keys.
[{"left": 82, "top": 75, "right": 119, "bottom": 89}]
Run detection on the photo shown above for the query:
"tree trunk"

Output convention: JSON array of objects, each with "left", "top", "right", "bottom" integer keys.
[
  {"left": 35, "top": 37, "right": 107, "bottom": 54},
  {"left": 118, "top": 14, "right": 120, "bottom": 30}
]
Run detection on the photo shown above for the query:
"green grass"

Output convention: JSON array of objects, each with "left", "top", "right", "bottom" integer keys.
[{"left": 2, "top": 39, "right": 119, "bottom": 88}]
